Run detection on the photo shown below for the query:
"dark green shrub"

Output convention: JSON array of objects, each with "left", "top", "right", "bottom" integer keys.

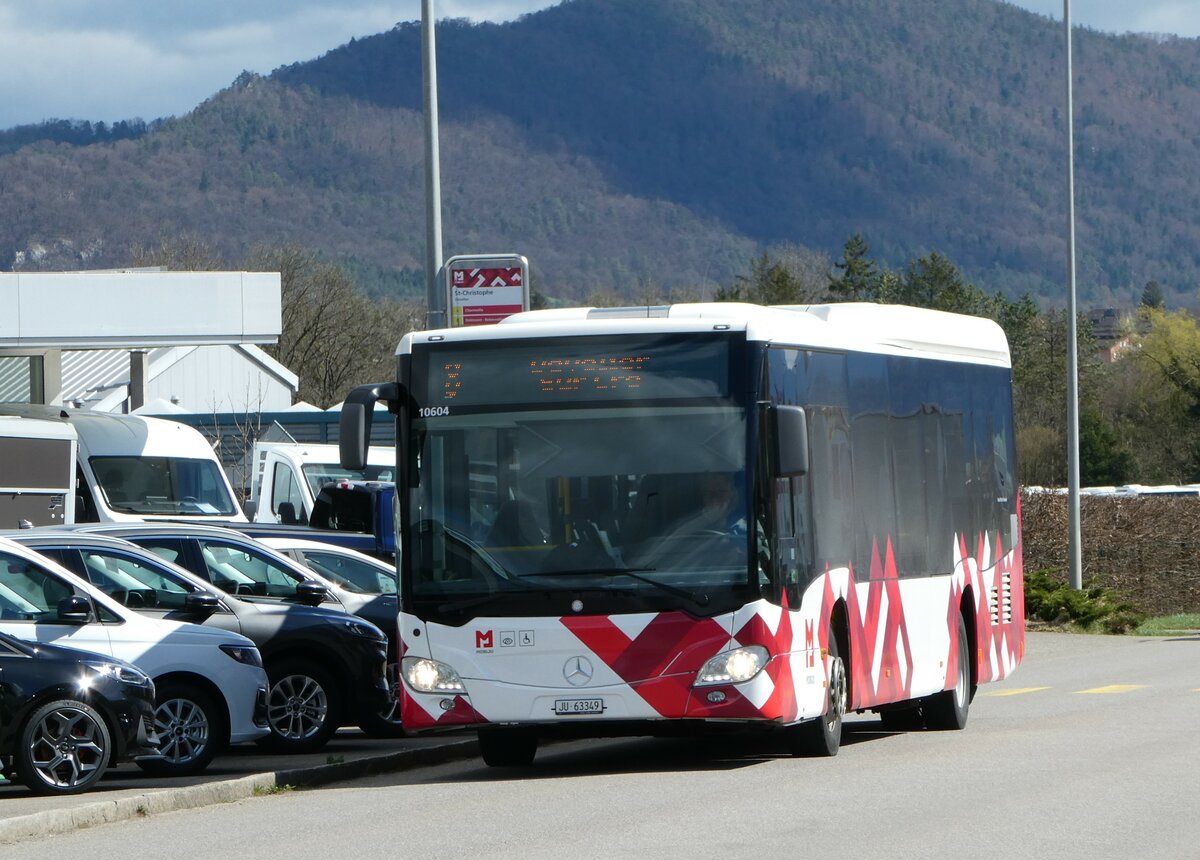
[{"left": 1023, "top": 568, "right": 1146, "bottom": 634}]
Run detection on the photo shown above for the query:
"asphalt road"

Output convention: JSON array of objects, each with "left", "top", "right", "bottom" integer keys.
[{"left": 3, "top": 630, "right": 1198, "bottom": 858}]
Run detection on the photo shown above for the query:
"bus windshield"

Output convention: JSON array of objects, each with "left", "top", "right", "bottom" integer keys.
[{"left": 407, "top": 405, "right": 757, "bottom": 620}]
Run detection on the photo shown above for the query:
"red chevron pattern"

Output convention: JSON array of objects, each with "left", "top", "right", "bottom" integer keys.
[{"left": 400, "top": 527, "right": 1023, "bottom": 730}]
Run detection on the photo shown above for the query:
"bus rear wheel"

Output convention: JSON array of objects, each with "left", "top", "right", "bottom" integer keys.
[
  {"left": 924, "top": 613, "right": 971, "bottom": 731},
  {"left": 789, "top": 632, "right": 847, "bottom": 757},
  {"left": 478, "top": 727, "right": 538, "bottom": 767}
]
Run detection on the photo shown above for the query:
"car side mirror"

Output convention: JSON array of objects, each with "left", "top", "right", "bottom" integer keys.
[
  {"left": 243, "top": 499, "right": 258, "bottom": 520},
  {"left": 56, "top": 595, "right": 93, "bottom": 624},
  {"left": 183, "top": 592, "right": 220, "bottom": 614},
  {"left": 278, "top": 501, "right": 299, "bottom": 525},
  {"left": 295, "top": 580, "right": 328, "bottom": 606}
]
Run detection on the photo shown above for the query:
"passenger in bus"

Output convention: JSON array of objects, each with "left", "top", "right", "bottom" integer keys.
[
  {"left": 680, "top": 473, "right": 745, "bottom": 536},
  {"left": 622, "top": 472, "right": 747, "bottom": 569}
]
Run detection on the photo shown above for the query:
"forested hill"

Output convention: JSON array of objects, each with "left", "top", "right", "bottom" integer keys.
[
  {"left": 2, "top": 0, "right": 1198, "bottom": 306},
  {"left": 276, "top": 0, "right": 1200, "bottom": 304}
]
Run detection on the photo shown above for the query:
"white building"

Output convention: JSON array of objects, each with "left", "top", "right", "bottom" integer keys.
[
  {"left": 53, "top": 344, "right": 297, "bottom": 414},
  {"left": 0, "top": 269, "right": 285, "bottom": 410}
]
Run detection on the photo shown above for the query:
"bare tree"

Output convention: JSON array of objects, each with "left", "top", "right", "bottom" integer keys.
[
  {"left": 129, "top": 234, "right": 227, "bottom": 270},
  {"left": 243, "top": 244, "right": 422, "bottom": 406}
]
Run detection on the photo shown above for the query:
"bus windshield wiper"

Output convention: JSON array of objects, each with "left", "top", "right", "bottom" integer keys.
[{"left": 523, "top": 568, "right": 709, "bottom": 607}]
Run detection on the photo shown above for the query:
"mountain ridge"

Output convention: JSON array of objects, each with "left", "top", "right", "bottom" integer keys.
[{"left": 2, "top": 0, "right": 1198, "bottom": 306}]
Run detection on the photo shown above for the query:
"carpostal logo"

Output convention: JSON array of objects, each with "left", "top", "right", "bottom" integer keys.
[{"left": 475, "top": 630, "right": 494, "bottom": 653}]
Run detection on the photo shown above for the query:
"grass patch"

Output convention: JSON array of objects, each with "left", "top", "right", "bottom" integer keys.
[
  {"left": 253, "top": 783, "right": 294, "bottom": 797},
  {"left": 1135, "top": 613, "right": 1200, "bottom": 635}
]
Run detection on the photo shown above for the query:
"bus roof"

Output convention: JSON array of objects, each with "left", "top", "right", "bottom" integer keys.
[{"left": 400, "top": 302, "right": 1011, "bottom": 367}]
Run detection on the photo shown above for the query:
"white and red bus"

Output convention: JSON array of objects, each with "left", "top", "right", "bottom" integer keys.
[{"left": 341, "top": 302, "right": 1025, "bottom": 765}]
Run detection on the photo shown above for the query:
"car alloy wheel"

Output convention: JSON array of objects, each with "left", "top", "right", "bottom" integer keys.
[{"left": 19, "top": 700, "right": 111, "bottom": 795}]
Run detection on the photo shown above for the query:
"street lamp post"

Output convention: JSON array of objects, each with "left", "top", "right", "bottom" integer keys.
[
  {"left": 422, "top": 0, "right": 446, "bottom": 329},
  {"left": 1064, "top": 0, "right": 1083, "bottom": 590}
]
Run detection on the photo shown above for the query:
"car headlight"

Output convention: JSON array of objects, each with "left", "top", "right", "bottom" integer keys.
[
  {"left": 401, "top": 656, "right": 465, "bottom": 693},
  {"left": 220, "top": 644, "right": 264, "bottom": 668},
  {"left": 694, "top": 646, "right": 770, "bottom": 686},
  {"left": 342, "top": 618, "right": 388, "bottom": 641},
  {"left": 83, "top": 661, "right": 153, "bottom": 689}
]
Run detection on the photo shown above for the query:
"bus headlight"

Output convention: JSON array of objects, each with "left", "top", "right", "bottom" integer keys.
[
  {"left": 694, "top": 646, "right": 769, "bottom": 686},
  {"left": 402, "top": 656, "right": 466, "bottom": 694}
]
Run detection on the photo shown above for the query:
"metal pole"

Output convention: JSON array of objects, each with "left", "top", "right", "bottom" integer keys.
[
  {"left": 1064, "top": 0, "right": 1083, "bottom": 590},
  {"left": 422, "top": 0, "right": 446, "bottom": 329}
]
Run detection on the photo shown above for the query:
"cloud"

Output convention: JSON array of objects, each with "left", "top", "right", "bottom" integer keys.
[
  {"left": 0, "top": 1, "right": 561, "bottom": 129},
  {"left": 1005, "top": 0, "right": 1200, "bottom": 37}
]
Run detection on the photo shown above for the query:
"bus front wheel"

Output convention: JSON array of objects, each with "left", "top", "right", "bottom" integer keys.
[
  {"left": 923, "top": 613, "right": 971, "bottom": 731},
  {"left": 789, "top": 632, "right": 847, "bottom": 757}
]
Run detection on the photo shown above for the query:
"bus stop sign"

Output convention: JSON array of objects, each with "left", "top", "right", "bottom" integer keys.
[{"left": 445, "top": 254, "right": 530, "bottom": 327}]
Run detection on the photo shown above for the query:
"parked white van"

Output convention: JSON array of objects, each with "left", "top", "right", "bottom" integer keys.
[
  {"left": 0, "top": 406, "right": 246, "bottom": 524},
  {"left": 0, "top": 535, "right": 269, "bottom": 775}
]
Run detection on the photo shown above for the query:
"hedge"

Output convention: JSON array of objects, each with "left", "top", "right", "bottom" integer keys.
[{"left": 1020, "top": 491, "right": 1200, "bottom": 616}]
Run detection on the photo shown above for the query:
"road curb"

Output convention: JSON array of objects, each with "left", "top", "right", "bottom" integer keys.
[{"left": 0, "top": 738, "right": 479, "bottom": 845}]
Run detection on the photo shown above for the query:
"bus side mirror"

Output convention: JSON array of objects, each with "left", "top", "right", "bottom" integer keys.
[
  {"left": 773, "top": 405, "right": 809, "bottom": 477},
  {"left": 339, "top": 382, "right": 403, "bottom": 470}
]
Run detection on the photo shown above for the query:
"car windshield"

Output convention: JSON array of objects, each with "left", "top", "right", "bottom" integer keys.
[
  {"left": 78, "top": 549, "right": 200, "bottom": 610},
  {"left": 0, "top": 551, "right": 76, "bottom": 621},
  {"left": 91, "top": 456, "right": 238, "bottom": 515},
  {"left": 408, "top": 405, "right": 756, "bottom": 619},
  {"left": 295, "top": 549, "right": 396, "bottom": 594}
]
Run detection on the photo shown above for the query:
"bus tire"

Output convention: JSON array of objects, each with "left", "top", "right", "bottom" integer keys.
[
  {"left": 478, "top": 727, "right": 538, "bottom": 767},
  {"left": 924, "top": 613, "right": 971, "bottom": 730},
  {"left": 789, "top": 631, "right": 847, "bottom": 757}
]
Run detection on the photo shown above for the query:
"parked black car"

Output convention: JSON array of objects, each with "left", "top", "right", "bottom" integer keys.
[
  {"left": 12, "top": 529, "right": 393, "bottom": 749},
  {"left": 0, "top": 630, "right": 158, "bottom": 794}
]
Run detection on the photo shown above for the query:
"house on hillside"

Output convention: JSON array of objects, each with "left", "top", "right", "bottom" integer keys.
[{"left": 1086, "top": 307, "right": 1143, "bottom": 363}]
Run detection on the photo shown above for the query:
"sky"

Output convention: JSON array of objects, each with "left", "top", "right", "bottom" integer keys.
[{"left": 0, "top": 0, "right": 1197, "bottom": 132}]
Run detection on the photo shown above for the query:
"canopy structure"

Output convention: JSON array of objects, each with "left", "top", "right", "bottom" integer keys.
[{"left": 0, "top": 270, "right": 282, "bottom": 407}]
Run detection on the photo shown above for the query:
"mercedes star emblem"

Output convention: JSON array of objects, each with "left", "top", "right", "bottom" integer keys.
[{"left": 563, "top": 656, "right": 594, "bottom": 686}]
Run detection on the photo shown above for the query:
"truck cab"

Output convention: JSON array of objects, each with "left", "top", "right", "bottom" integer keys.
[{"left": 248, "top": 441, "right": 395, "bottom": 525}]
